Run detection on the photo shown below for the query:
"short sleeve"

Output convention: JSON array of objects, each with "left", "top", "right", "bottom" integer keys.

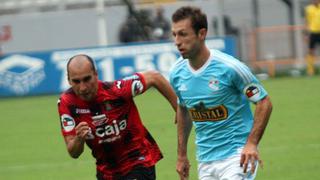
[
  {"left": 230, "top": 62, "right": 268, "bottom": 103},
  {"left": 57, "top": 96, "right": 76, "bottom": 136},
  {"left": 112, "top": 73, "right": 147, "bottom": 99}
]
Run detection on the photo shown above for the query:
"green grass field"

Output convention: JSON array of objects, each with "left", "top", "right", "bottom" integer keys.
[{"left": 0, "top": 76, "right": 319, "bottom": 180}]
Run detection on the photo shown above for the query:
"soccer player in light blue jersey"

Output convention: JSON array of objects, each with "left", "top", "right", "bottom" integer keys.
[{"left": 170, "top": 6, "right": 273, "bottom": 180}]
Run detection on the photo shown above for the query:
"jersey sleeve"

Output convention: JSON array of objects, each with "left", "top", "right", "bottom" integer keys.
[
  {"left": 57, "top": 96, "right": 76, "bottom": 136},
  {"left": 230, "top": 61, "right": 268, "bottom": 103},
  {"left": 112, "top": 73, "right": 147, "bottom": 99}
]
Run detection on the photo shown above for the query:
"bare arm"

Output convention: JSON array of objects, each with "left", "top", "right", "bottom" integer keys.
[
  {"left": 176, "top": 105, "right": 193, "bottom": 180},
  {"left": 247, "top": 96, "right": 273, "bottom": 145},
  {"left": 140, "top": 70, "right": 177, "bottom": 112},
  {"left": 63, "top": 122, "right": 90, "bottom": 158},
  {"left": 241, "top": 96, "right": 273, "bottom": 173}
]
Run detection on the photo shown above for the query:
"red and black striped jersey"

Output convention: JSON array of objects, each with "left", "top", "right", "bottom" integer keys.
[{"left": 58, "top": 73, "right": 163, "bottom": 179}]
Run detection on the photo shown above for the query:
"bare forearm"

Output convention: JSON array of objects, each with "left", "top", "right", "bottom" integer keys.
[
  {"left": 247, "top": 96, "right": 273, "bottom": 145},
  {"left": 177, "top": 106, "right": 193, "bottom": 157},
  {"left": 156, "top": 82, "right": 177, "bottom": 112},
  {"left": 177, "top": 124, "right": 192, "bottom": 157},
  {"left": 142, "top": 70, "right": 177, "bottom": 111},
  {"left": 65, "top": 136, "right": 85, "bottom": 158}
]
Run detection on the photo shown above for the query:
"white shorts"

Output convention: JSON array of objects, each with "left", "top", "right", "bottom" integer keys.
[{"left": 198, "top": 149, "right": 258, "bottom": 180}]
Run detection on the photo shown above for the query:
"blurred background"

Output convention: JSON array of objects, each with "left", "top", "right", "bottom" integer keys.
[
  {"left": 0, "top": 0, "right": 311, "bottom": 57},
  {"left": 0, "top": 0, "right": 317, "bottom": 97}
]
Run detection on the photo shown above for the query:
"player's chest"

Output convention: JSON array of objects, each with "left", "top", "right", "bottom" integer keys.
[
  {"left": 73, "top": 99, "right": 130, "bottom": 126},
  {"left": 74, "top": 100, "right": 132, "bottom": 142},
  {"left": 177, "top": 74, "right": 232, "bottom": 99}
]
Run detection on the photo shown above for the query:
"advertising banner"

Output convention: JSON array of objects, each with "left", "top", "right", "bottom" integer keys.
[{"left": 0, "top": 37, "right": 236, "bottom": 97}]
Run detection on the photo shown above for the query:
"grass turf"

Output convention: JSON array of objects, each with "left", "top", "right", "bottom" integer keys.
[{"left": 0, "top": 75, "right": 319, "bottom": 179}]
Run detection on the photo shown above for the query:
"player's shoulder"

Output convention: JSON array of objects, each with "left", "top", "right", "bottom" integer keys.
[
  {"left": 211, "top": 49, "right": 247, "bottom": 69},
  {"left": 59, "top": 88, "right": 75, "bottom": 101},
  {"left": 211, "top": 49, "right": 254, "bottom": 81},
  {"left": 98, "top": 80, "right": 120, "bottom": 97},
  {"left": 306, "top": 4, "right": 317, "bottom": 11},
  {"left": 57, "top": 88, "right": 78, "bottom": 108},
  {"left": 211, "top": 49, "right": 238, "bottom": 62},
  {"left": 100, "top": 78, "right": 136, "bottom": 98},
  {"left": 101, "top": 81, "right": 114, "bottom": 90}
]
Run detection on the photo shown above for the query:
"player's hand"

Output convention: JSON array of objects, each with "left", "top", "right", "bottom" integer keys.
[
  {"left": 176, "top": 156, "right": 190, "bottom": 180},
  {"left": 75, "top": 122, "right": 90, "bottom": 141},
  {"left": 240, "top": 143, "right": 263, "bottom": 174}
]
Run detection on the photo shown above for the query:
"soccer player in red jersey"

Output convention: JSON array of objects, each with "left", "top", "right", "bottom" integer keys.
[{"left": 57, "top": 54, "right": 177, "bottom": 180}]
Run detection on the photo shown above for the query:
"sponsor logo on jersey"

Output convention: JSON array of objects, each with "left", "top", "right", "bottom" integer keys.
[
  {"left": 188, "top": 102, "right": 228, "bottom": 122},
  {"left": 96, "top": 119, "right": 127, "bottom": 144},
  {"left": 61, "top": 114, "right": 75, "bottom": 132},
  {"left": 116, "top": 81, "right": 122, "bottom": 89},
  {"left": 76, "top": 108, "right": 90, "bottom": 114},
  {"left": 244, "top": 83, "right": 261, "bottom": 102},
  {"left": 208, "top": 77, "right": 219, "bottom": 91},
  {"left": 178, "top": 84, "right": 188, "bottom": 91},
  {"left": 132, "top": 80, "right": 144, "bottom": 96}
]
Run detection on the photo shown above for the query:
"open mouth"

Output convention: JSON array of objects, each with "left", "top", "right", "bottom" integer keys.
[{"left": 179, "top": 49, "right": 185, "bottom": 54}]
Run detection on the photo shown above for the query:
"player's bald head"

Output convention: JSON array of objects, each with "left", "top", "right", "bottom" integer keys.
[{"left": 67, "top": 54, "right": 96, "bottom": 79}]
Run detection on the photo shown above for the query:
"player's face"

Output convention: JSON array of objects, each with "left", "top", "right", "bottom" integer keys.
[
  {"left": 68, "top": 65, "right": 98, "bottom": 102},
  {"left": 172, "top": 18, "right": 201, "bottom": 59}
]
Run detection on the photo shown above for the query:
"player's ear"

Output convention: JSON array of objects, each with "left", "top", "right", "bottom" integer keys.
[
  {"left": 93, "top": 70, "right": 98, "bottom": 80},
  {"left": 198, "top": 28, "right": 207, "bottom": 41},
  {"left": 67, "top": 78, "right": 72, "bottom": 86},
  {"left": 67, "top": 74, "right": 71, "bottom": 85}
]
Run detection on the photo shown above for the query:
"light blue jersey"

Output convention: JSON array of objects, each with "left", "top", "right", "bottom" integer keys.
[{"left": 169, "top": 49, "right": 268, "bottom": 162}]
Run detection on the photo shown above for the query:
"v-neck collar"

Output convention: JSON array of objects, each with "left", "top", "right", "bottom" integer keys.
[{"left": 187, "top": 51, "right": 213, "bottom": 75}]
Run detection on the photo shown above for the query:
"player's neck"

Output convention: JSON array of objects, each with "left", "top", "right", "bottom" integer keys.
[{"left": 189, "top": 46, "right": 210, "bottom": 70}]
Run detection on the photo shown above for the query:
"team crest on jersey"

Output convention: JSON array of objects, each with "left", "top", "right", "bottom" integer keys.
[
  {"left": 208, "top": 77, "right": 220, "bottom": 91},
  {"left": 244, "top": 83, "right": 261, "bottom": 102},
  {"left": 61, "top": 114, "right": 75, "bottom": 132}
]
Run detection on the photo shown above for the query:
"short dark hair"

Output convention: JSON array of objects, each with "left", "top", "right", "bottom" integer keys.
[
  {"left": 172, "top": 6, "right": 207, "bottom": 34},
  {"left": 67, "top": 54, "right": 96, "bottom": 79}
]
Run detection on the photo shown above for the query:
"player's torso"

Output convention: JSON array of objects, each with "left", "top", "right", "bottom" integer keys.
[
  {"left": 68, "top": 88, "right": 161, "bottom": 168},
  {"left": 60, "top": 78, "right": 162, "bottom": 177},
  {"left": 171, "top": 51, "right": 253, "bottom": 161},
  {"left": 307, "top": 5, "right": 320, "bottom": 32},
  {"left": 71, "top": 95, "right": 136, "bottom": 146},
  {"left": 81, "top": 99, "right": 133, "bottom": 144},
  {"left": 174, "top": 58, "right": 244, "bottom": 123}
]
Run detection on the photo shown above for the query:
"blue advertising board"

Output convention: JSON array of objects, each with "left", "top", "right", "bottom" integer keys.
[{"left": 0, "top": 37, "right": 236, "bottom": 97}]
